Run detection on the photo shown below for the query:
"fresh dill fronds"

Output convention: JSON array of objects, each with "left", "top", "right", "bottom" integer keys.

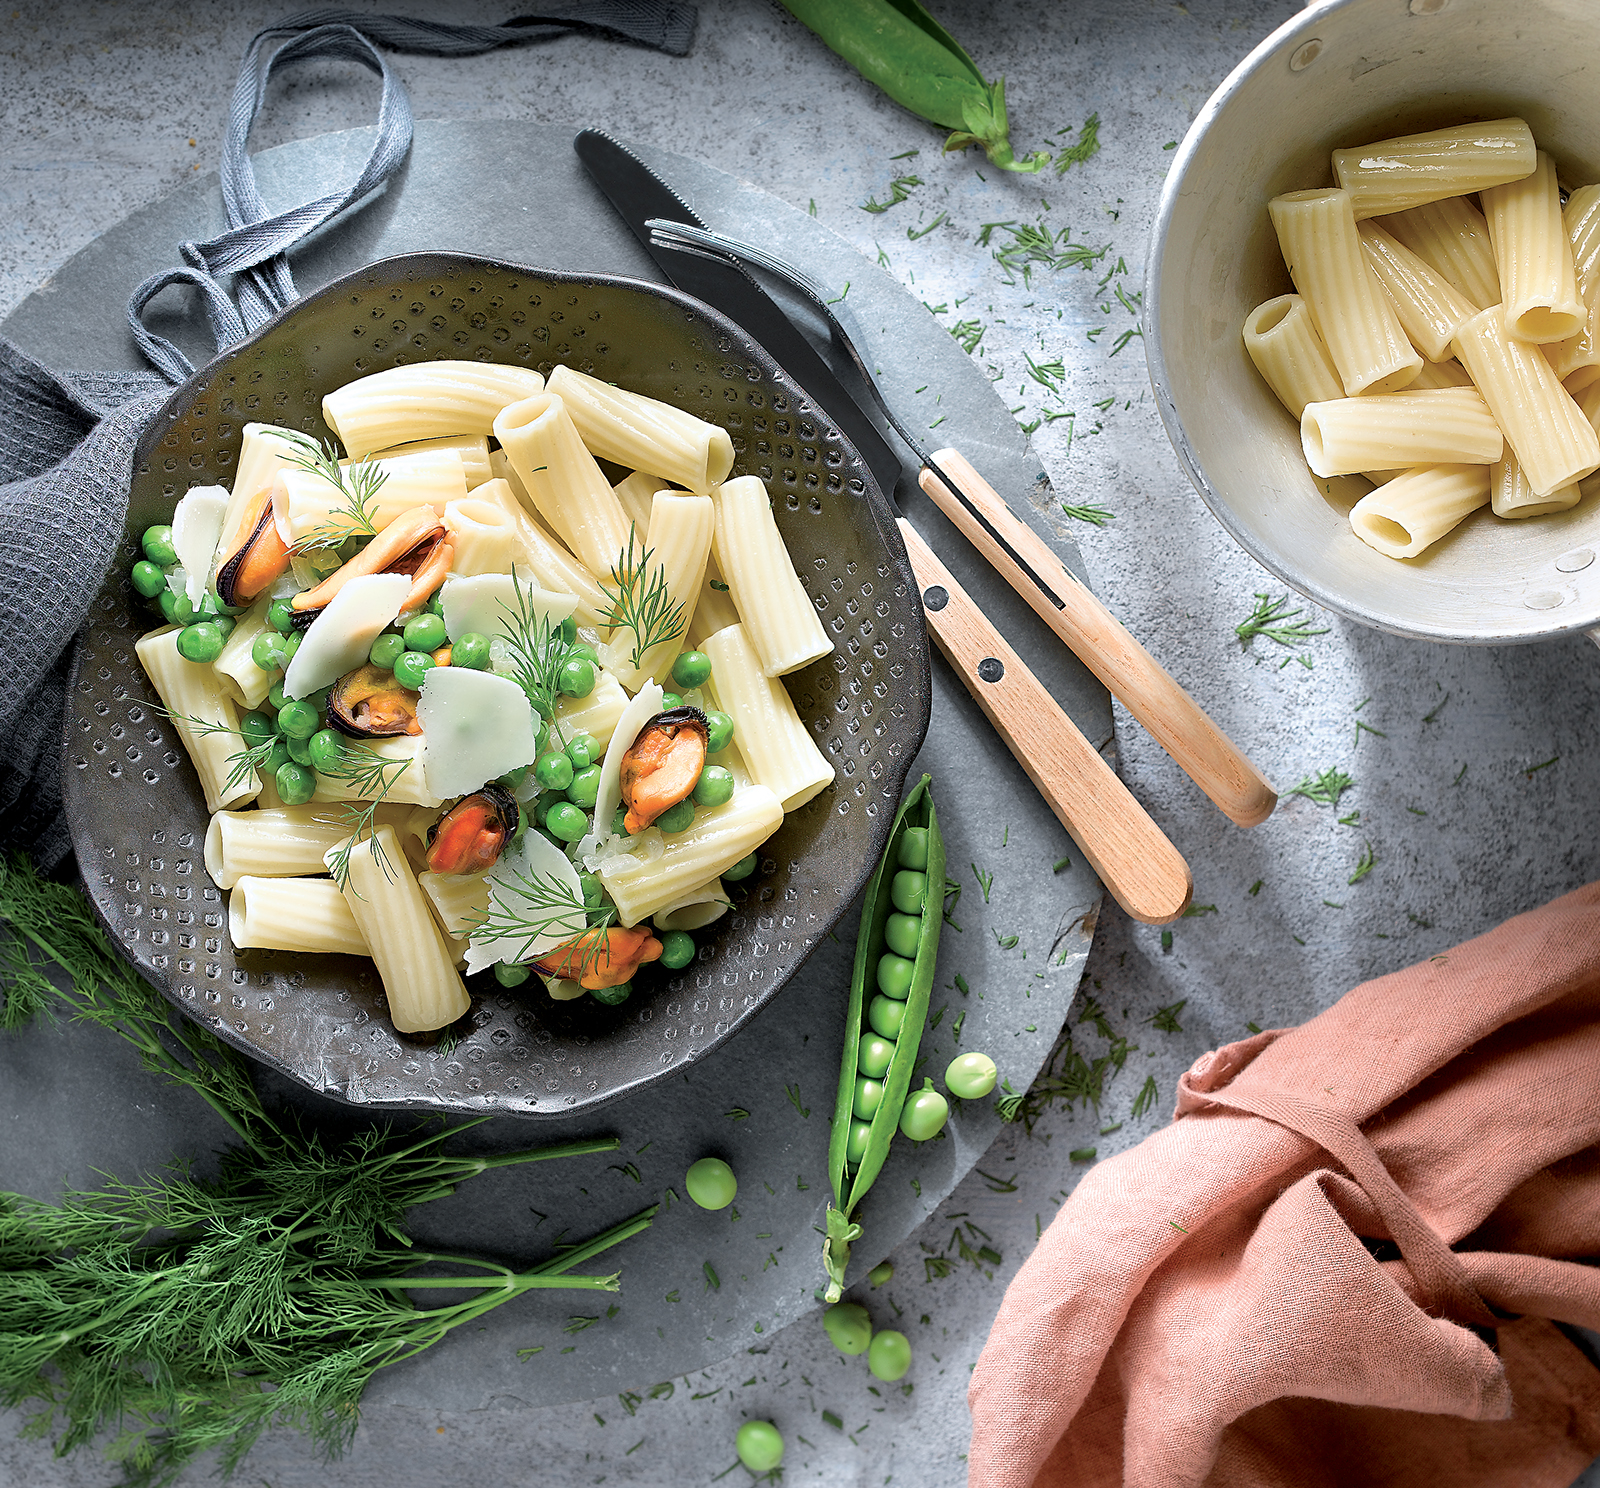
[
  {"left": 1182, "top": 904, "right": 1217, "bottom": 918},
  {"left": 1024, "top": 350, "right": 1066, "bottom": 393},
  {"left": 1145, "top": 999, "right": 1187, "bottom": 1033},
  {"left": 1109, "top": 325, "right": 1143, "bottom": 356},
  {"left": 907, "top": 212, "right": 946, "bottom": 241},
  {"left": 497, "top": 570, "right": 580, "bottom": 735},
  {"left": 1286, "top": 767, "right": 1355, "bottom": 808},
  {"left": 861, "top": 175, "right": 921, "bottom": 213},
  {"left": 601, "top": 530, "right": 688, "bottom": 673},
  {"left": 1053, "top": 112, "right": 1101, "bottom": 174},
  {"left": 1526, "top": 754, "right": 1560, "bottom": 777},
  {"left": 981, "top": 219, "right": 1109, "bottom": 286},
  {"left": 972, "top": 863, "right": 994, "bottom": 903},
  {"left": 266, "top": 427, "right": 386, "bottom": 553},
  {"left": 468, "top": 860, "right": 597, "bottom": 973},
  {"left": 1234, "top": 592, "right": 1329, "bottom": 648},
  {"left": 949, "top": 318, "right": 986, "bottom": 354},
  {"left": 1349, "top": 841, "right": 1377, "bottom": 884},
  {"left": 158, "top": 707, "right": 283, "bottom": 793},
  {"left": 318, "top": 744, "right": 412, "bottom": 889},
  {"left": 1131, "top": 1074, "right": 1159, "bottom": 1118}
]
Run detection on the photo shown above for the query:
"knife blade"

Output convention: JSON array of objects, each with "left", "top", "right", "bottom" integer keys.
[{"left": 573, "top": 128, "right": 1194, "bottom": 925}]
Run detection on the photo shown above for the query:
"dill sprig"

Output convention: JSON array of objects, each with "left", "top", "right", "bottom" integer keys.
[
  {"left": 1348, "top": 841, "right": 1377, "bottom": 884},
  {"left": 1286, "top": 767, "right": 1355, "bottom": 808},
  {"left": 861, "top": 174, "right": 921, "bottom": 213},
  {"left": 949, "top": 318, "right": 986, "bottom": 354},
  {"left": 0, "top": 855, "right": 653, "bottom": 1486},
  {"left": 317, "top": 743, "right": 412, "bottom": 890},
  {"left": 1053, "top": 112, "right": 1101, "bottom": 174},
  {"left": 1060, "top": 502, "right": 1115, "bottom": 527},
  {"left": 497, "top": 570, "right": 575, "bottom": 726},
  {"left": 468, "top": 861, "right": 598, "bottom": 973},
  {"left": 600, "top": 531, "right": 687, "bottom": 674},
  {"left": 977, "top": 219, "right": 1109, "bottom": 286},
  {"left": 1024, "top": 350, "right": 1066, "bottom": 394},
  {"left": 1234, "top": 592, "right": 1330, "bottom": 648},
  {"left": 265, "top": 428, "right": 387, "bottom": 553},
  {"left": 157, "top": 708, "right": 277, "bottom": 794}
]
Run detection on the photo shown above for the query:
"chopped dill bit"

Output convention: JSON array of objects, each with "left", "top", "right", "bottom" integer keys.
[
  {"left": 1052, "top": 855, "right": 1072, "bottom": 873},
  {"left": 1163, "top": 141, "right": 1178, "bottom": 151},
  {"left": 1423, "top": 693, "right": 1450, "bottom": 723},
  {"left": 994, "top": 1078, "right": 1026, "bottom": 1123},
  {"left": 1354, "top": 695, "right": 1371, "bottom": 712},
  {"left": 808, "top": 198, "right": 817, "bottom": 217},
  {"left": 972, "top": 863, "right": 994, "bottom": 903},
  {"left": 1323, "top": 900, "right": 1345, "bottom": 909},
  {"left": 1248, "top": 880, "right": 1264, "bottom": 896},
  {"left": 1159, "top": 929, "right": 1173, "bottom": 952},
  {"left": 703, "top": 1261, "right": 721, "bottom": 1292},
  {"left": 1059, "top": 501, "right": 1115, "bottom": 526},
  {"left": 908, "top": 212, "right": 947, "bottom": 240},
  {"left": 1131, "top": 1075, "right": 1158, "bottom": 1118},
  {"left": 1526, "top": 754, "right": 1560, "bottom": 777},
  {"left": 976, "top": 1168, "right": 1018, "bottom": 1193},
  {"left": 1109, "top": 326, "right": 1142, "bottom": 356},
  {"left": 517, "top": 1346, "right": 545, "bottom": 1360},
  {"left": 949, "top": 317, "right": 986, "bottom": 354},
  {"left": 1235, "top": 592, "right": 1329, "bottom": 648},
  {"left": 1182, "top": 904, "right": 1217, "bottom": 918},
  {"left": 1286, "top": 767, "right": 1354, "bottom": 808},
  {"left": 930, "top": 414, "right": 947, "bottom": 429},
  {"left": 265, "top": 427, "right": 386, "bottom": 552},
  {"left": 1042, "top": 408, "right": 1077, "bottom": 425},
  {"left": 890, "top": 148, "right": 920, "bottom": 160},
  {"left": 1348, "top": 842, "right": 1377, "bottom": 884},
  {"left": 1145, "top": 999, "right": 1186, "bottom": 1033},
  {"left": 1292, "top": 934, "right": 1306, "bottom": 946},
  {"left": 981, "top": 219, "right": 1109, "bottom": 286},
  {"left": 942, "top": 876, "right": 964, "bottom": 932},
  {"left": 1017, "top": 413, "right": 1042, "bottom": 435},
  {"left": 1407, "top": 911, "right": 1432, "bottom": 928},
  {"left": 922, "top": 300, "right": 949, "bottom": 314},
  {"left": 785, "top": 1082, "right": 809, "bottom": 1117},
  {"left": 564, "top": 1314, "right": 600, "bottom": 1334},
  {"left": 1407, "top": 805, "right": 1428, "bottom": 817},
  {"left": 1078, "top": 995, "right": 1113, "bottom": 1038},
  {"left": 1024, "top": 350, "right": 1067, "bottom": 393},
  {"left": 823, "top": 1409, "right": 846, "bottom": 1430},
  {"left": 1354, "top": 719, "right": 1387, "bottom": 746},
  {"left": 1453, "top": 763, "right": 1468, "bottom": 785},
  {"left": 1069, "top": 1147, "right": 1097, "bottom": 1162},
  {"left": 826, "top": 280, "right": 851, "bottom": 303},
  {"left": 876, "top": 244, "right": 890, "bottom": 267},
  {"left": 1099, "top": 1121, "right": 1122, "bottom": 1135},
  {"left": 951, "top": 1010, "right": 965, "bottom": 1042},
  {"left": 1053, "top": 112, "right": 1101, "bottom": 174},
  {"left": 601, "top": 530, "right": 688, "bottom": 672},
  {"left": 861, "top": 175, "right": 922, "bottom": 213},
  {"left": 1246, "top": 1020, "right": 1262, "bottom": 1034},
  {"left": 725, "top": 1107, "right": 750, "bottom": 1121},
  {"left": 994, "top": 930, "right": 1019, "bottom": 951},
  {"left": 954, "top": 973, "right": 971, "bottom": 996},
  {"left": 1338, "top": 810, "right": 1361, "bottom": 825}
]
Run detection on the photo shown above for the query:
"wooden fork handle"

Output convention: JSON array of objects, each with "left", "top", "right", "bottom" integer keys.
[
  {"left": 898, "top": 518, "right": 1193, "bottom": 926},
  {"left": 918, "top": 448, "right": 1278, "bottom": 829}
]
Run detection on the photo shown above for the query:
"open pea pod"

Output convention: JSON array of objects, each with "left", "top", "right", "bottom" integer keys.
[{"left": 822, "top": 773, "right": 944, "bottom": 1301}]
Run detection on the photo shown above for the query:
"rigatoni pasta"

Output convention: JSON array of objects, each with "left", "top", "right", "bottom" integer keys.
[
  {"left": 1301, "top": 388, "right": 1502, "bottom": 477},
  {"left": 229, "top": 876, "right": 369, "bottom": 956},
  {"left": 1490, "top": 449, "right": 1580, "bottom": 519},
  {"left": 1481, "top": 151, "right": 1586, "bottom": 344},
  {"left": 1548, "top": 185, "right": 1600, "bottom": 390},
  {"left": 1357, "top": 222, "right": 1477, "bottom": 363},
  {"left": 322, "top": 360, "right": 545, "bottom": 457},
  {"left": 1242, "top": 295, "right": 1345, "bottom": 419},
  {"left": 1380, "top": 196, "right": 1502, "bottom": 312},
  {"left": 1348, "top": 465, "right": 1492, "bottom": 559},
  {"left": 136, "top": 627, "right": 258, "bottom": 812},
  {"left": 1331, "top": 118, "right": 1535, "bottom": 219}
]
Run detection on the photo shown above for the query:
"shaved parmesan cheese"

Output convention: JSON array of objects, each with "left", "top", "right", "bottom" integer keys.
[
  {"left": 464, "top": 830, "right": 586, "bottom": 976},
  {"left": 580, "top": 680, "right": 663, "bottom": 861},
  {"left": 417, "top": 667, "right": 540, "bottom": 800},
  {"left": 170, "top": 485, "right": 229, "bottom": 607},
  {"left": 282, "top": 573, "right": 409, "bottom": 699},
  {"left": 441, "top": 572, "right": 577, "bottom": 645}
]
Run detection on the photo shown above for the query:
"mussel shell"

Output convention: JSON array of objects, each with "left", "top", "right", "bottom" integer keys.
[
  {"left": 214, "top": 500, "right": 281, "bottom": 609},
  {"left": 325, "top": 663, "right": 421, "bottom": 738},
  {"left": 424, "top": 782, "right": 521, "bottom": 873},
  {"left": 631, "top": 704, "right": 710, "bottom": 746}
]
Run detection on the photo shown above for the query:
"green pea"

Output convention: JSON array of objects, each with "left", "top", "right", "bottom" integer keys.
[
  {"left": 251, "top": 633, "right": 285, "bottom": 672},
  {"left": 141, "top": 524, "right": 178, "bottom": 566},
  {"left": 307, "top": 729, "right": 345, "bottom": 772},
  {"left": 945, "top": 1052, "right": 998, "bottom": 1100},
  {"left": 853, "top": 1076, "right": 885, "bottom": 1120},
  {"left": 659, "top": 929, "right": 695, "bottom": 970},
  {"left": 566, "top": 764, "right": 602, "bottom": 809},
  {"left": 723, "top": 850, "right": 757, "bottom": 881},
  {"left": 857, "top": 1034, "right": 895, "bottom": 1080},
  {"left": 845, "top": 1118, "right": 873, "bottom": 1165},
  {"left": 534, "top": 719, "right": 550, "bottom": 755},
  {"left": 559, "top": 657, "right": 596, "bottom": 698},
  {"left": 369, "top": 632, "right": 406, "bottom": 671},
  {"left": 427, "top": 590, "right": 446, "bottom": 617},
  {"left": 883, "top": 912, "right": 921, "bottom": 959},
  {"left": 535, "top": 751, "right": 574, "bottom": 791},
  {"left": 692, "top": 766, "right": 734, "bottom": 808},
  {"left": 239, "top": 710, "right": 274, "bottom": 751},
  {"left": 735, "top": 1421, "right": 784, "bottom": 1474},
  {"left": 876, "top": 953, "right": 915, "bottom": 1001},
  {"left": 671, "top": 650, "right": 712, "bottom": 688},
  {"left": 889, "top": 870, "right": 927, "bottom": 915},
  {"left": 275, "top": 761, "right": 316, "bottom": 805},
  {"left": 568, "top": 640, "right": 601, "bottom": 667},
  {"left": 867, "top": 1329, "right": 912, "bottom": 1383},
  {"left": 685, "top": 1156, "right": 736, "bottom": 1211},
  {"left": 704, "top": 710, "right": 734, "bottom": 753},
  {"left": 867, "top": 994, "right": 906, "bottom": 1041},
  {"left": 565, "top": 733, "right": 599, "bottom": 769},
  {"left": 498, "top": 763, "right": 530, "bottom": 791},
  {"left": 494, "top": 962, "right": 530, "bottom": 987},
  {"left": 392, "top": 650, "right": 435, "bottom": 690},
  {"left": 156, "top": 589, "right": 180, "bottom": 624},
  {"left": 822, "top": 1302, "right": 872, "bottom": 1355},
  {"left": 560, "top": 614, "right": 578, "bottom": 644},
  {"left": 267, "top": 681, "right": 288, "bottom": 712},
  {"left": 276, "top": 700, "right": 319, "bottom": 740},
  {"left": 868, "top": 1260, "right": 894, "bottom": 1288},
  {"left": 896, "top": 826, "right": 929, "bottom": 870},
  {"left": 212, "top": 614, "right": 236, "bottom": 641},
  {"left": 656, "top": 798, "right": 695, "bottom": 834},
  {"left": 280, "top": 630, "right": 302, "bottom": 664},
  {"left": 267, "top": 598, "right": 296, "bottom": 635},
  {"left": 449, "top": 631, "right": 491, "bottom": 671},
  {"left": 285, "top": 734, "right": 314, "bottom": 766},
  {"left": 261, "top": 739, "right": 291, "bottom": 776},
  {"left": 174, "top": 621, "right": 222, "bottom": 664},
  {"left": 590, "top": 981, "right": 632, "bottom": 1006},
  {"left": 544, "top": 802, "right": 588, "bottom": 842},
  {"left": 170, "top": 591, "right": 196, "bottom": 625},
  {"left": 898, "top": 1079, "right": 948, "bottom": 1142},
  {"left": 660, "top": 690, "right": 682, "bottom": 711},
  {"left": 403, "top": 613, "right": 447, "bottom": 653},
  {"left": 130, "top": 560, "right": 168, "bottom": 599}
]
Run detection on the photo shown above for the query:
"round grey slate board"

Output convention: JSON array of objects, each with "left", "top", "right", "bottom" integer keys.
[{"left": 0, "top": 120, "right": 1110, "bottom": 1409}]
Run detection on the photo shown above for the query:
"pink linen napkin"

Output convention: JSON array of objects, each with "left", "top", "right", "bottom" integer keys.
[{"left": 969, "top": 882, "right": 1600, "bottom": 1488}]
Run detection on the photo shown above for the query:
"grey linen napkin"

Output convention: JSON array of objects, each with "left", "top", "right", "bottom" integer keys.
[{"left": 0, "top": 339, "right": 167, "bottom": 871}]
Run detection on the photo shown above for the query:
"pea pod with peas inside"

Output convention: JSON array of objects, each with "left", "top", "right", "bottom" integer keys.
[{"left": 822, "top": 773, "right": 945, "bottom": 1303}]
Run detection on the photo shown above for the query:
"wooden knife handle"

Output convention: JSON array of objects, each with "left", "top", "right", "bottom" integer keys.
[
  {"left": 897, "top": 518, "right": 1193, "bottom": 926},
  {"left": 918, "top": 448, "right": 1278, "bottom": 830}
]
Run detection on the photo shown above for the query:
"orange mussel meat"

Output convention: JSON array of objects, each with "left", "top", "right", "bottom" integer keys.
[
  {"left": 618, "top": 706, "right": 710, "bottom": 835},
  {"left": 535, "top": 925, "right": 663, "bottom": 989},
  {"left": 424, "top": 784, "right": 520, "bottom": 875}
]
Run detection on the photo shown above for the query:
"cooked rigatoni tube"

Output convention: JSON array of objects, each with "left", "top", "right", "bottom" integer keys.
[
  {"left": 1452, "top": 305, "right": 1600, "bottom": 494},
  {"left": 361, "top": 433, "right": 492, "bottom": 489},
  {"left": 713, "top": 476, "right": 834, "bottom": 676},
  {"left": 546, "top": 364, "right": 735, "bottom": 495},
  {"left": 704, "top": 623, "right": 834, "bottom": 811},
  {"left": 228, "top": 876, "right": 369, "bottom": 956},
  {"left": 687, "top": 554, "right": 741, "bottom": 649},
  {"left": 1548, "top": 186, "right": 1600, "bottom": 390},
  {"left": 136, "top": 627, "right": 258, "bottom": 812},
  {"left": 475, "top": 471, "right": 612, "bottom": 627},
  {"left": 1300, "top": 388, "right": 1502, "bottom": 477},
  {"left": 418, "top": 870, "right": 491, "bottom": 940},
  {"left": 1269, "top": 189, "right": 1422, "bottom": 396},
  {"left": 220, "top": 423, "right": 303, "bottom": 564},
  {"left": 1482, "top": 152, "right": 1586, "bottom": 344},
  {"left": 205, "top": 805, "right": 355, "bottom": 888},
  {"left": 493, "top": 393, "right": 632, "bottom": 579},
  {"left": 612, "top": 470, "right": 664, "bottom": 539},
  {"left": 599, "top": 785, "right": 784, "bottom": 927},
  {"left": 323, "top": 361, "right": 545, "bottom": 458},
  {"left": 333, "top": 825, "right": 469, "bottom": 1033},
  {"left": 311, "top": 735, "right": 442, "bottom": 808},
  {"left": 1242, "top": 295, "right": 1344, "bottom": 419},
  {"left": 1491, "top": 448, "right": 1581, "bottom": 519},
  {"left": 1381, "top": 197, "right": 1501, "bottom": 311},
  {"left": 272, "top": 449, "right": 467, "bottom": 548},
  {"left": 1358, "top": 221, "right": 1478, "bottom": 362},
  {"left": 1332, "top": 118, "right": 1536, "bottom": 220},
  {"left": 442, "top": 497, "right": 517, "bottom": 578},
  {"left": 606, "top": 492, "right": 714, "bottom": 690},
  {"left": 212, "top": 597, "right": 275, "bottom": 711},
  {"left": 555, "top": 670, "right": 631, "bottom": 750},
  {"left": 1349, "top": 464, "right": 1491, "bottom": 559},
  {"left": 1404, "top": 359, "right": 1474, "bottom": 390}
]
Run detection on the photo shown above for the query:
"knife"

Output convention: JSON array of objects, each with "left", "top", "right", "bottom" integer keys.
[{"left": 574, "top": 128, "right": 1193, "bottom": 925}]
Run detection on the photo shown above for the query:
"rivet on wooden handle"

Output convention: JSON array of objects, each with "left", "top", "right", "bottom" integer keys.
[
  {"left": 919, "top": 448, "right": 1278, "bottom": 829},
  {"left": 898, "top": 518, "right": 1193, "bottom": 926}
]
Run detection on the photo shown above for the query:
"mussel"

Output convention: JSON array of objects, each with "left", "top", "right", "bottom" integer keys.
[
  {"left": 618, "top": 706, "right": 709, "bottom": 835},
  {"left": 535, "top": 925, "right": 663, "bottom": 989},
  {"left": 215, "top": 487, "right": 291, "bottom": 608},
  {"left": 424, "top": 784, "right": 520, "bottom": 875},
  {"left": 290, "top": 506, "right": 454, "bottom": 630},
  {"left": 326, "top": 663, "right": 422, "bottom": 738}
]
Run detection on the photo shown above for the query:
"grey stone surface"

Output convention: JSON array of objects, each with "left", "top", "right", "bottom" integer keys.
[{"left": 5, "top": 2, "right": 1600, "bottom": 1486}]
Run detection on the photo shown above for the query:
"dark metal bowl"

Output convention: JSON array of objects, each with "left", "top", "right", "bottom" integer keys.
[{"left": 63, "top": 251, "right": 931, "bottom": 1117}]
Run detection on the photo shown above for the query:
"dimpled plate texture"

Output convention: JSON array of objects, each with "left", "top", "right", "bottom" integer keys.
[{"left": 64, "top": 251, "right": 932, "bottom": 1118}]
